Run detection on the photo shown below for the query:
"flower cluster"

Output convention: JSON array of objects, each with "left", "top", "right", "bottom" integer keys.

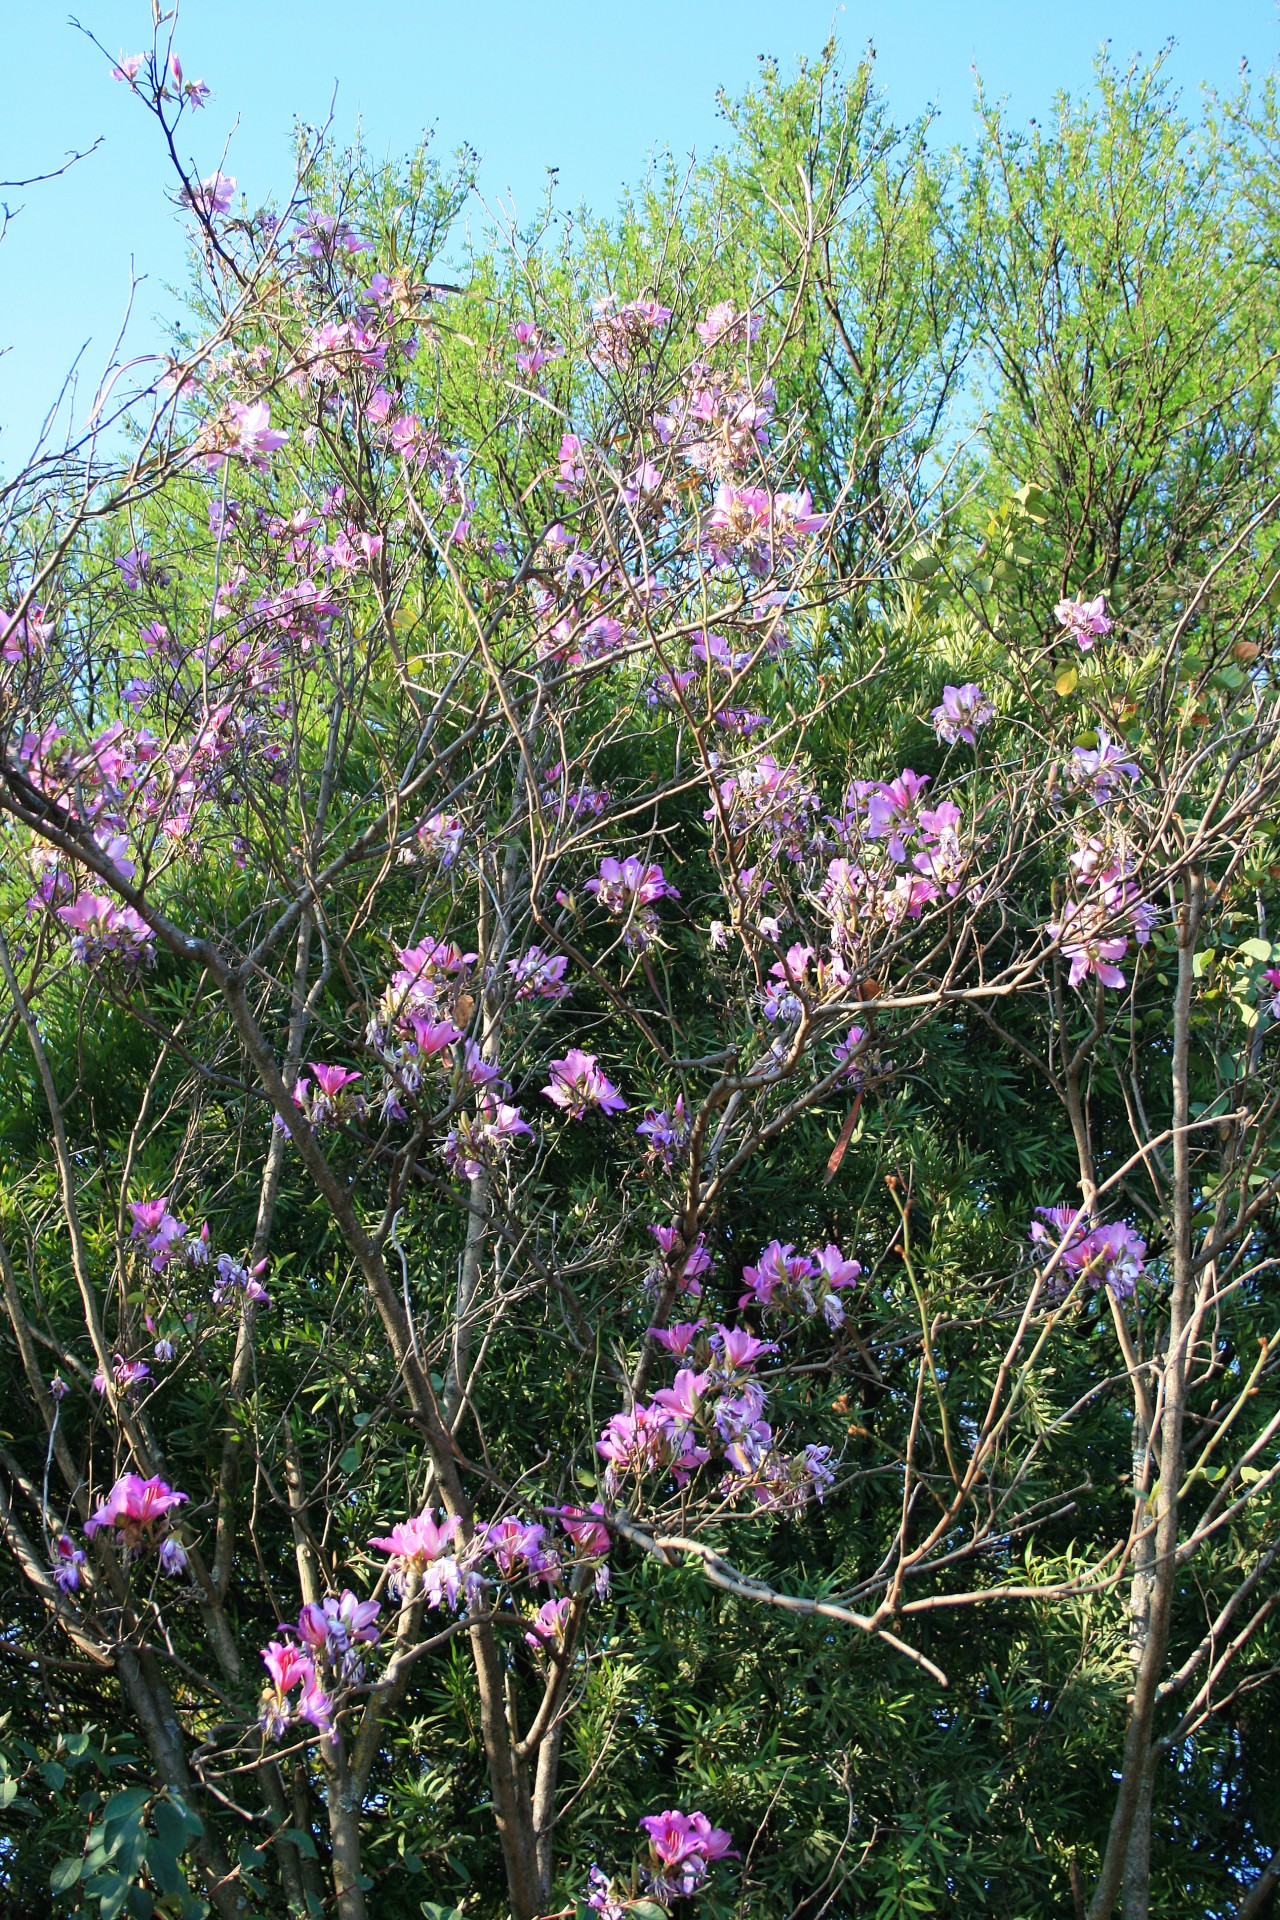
[
  {"left": 543, "top": 1049, "right": 627, "bottom": 1119},
  {"left": 597, "top": 1317, "right": 835, "bottom": 1512},
  {"left": 639, "top": 1808, "right": 735, "bottom": 1900},
  {"left": 1029, "top": 1207, "right": 1148, "bottom": 1300},
  {"left": 82, "top": 1473, "right": 188, "bottom": 1576},
  {"left": 739, "top": 1240, "right": 862, "bottom": 1329},
  {"left": 585, "top": 855, "right": 680, "bottom": 949}
]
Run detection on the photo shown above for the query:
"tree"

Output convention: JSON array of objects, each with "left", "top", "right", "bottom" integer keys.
[{"left": 0, "top": 23, "right": 1277, "bottom": 1920}]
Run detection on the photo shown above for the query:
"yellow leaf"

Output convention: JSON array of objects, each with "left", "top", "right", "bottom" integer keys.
[{"left": 1054, "top": 667, "right": 1078, "bottom": 697}]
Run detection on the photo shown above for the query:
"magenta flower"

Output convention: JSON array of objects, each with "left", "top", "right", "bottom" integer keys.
[
  {"left": 228, "top": 399, "right": 288, "bottom": 466},
  {"left": 636, "top": 1096, "right": 689, "bottom": 1167},
  {"left": 585, "top": 857, "right": 680, "bottom": 946},
  {"left": 84, "top": 1474, "right": 187, "bottom": 1550},
  {"left": 639, "top": 1809, "right": 735, "bottom": 1899},
  {"left": 1068, "top": 732, "right": 1141, "bottom": 802},
  {"left": 181, "top": 172, "right": 236, "bottom": 218},
  {"left": 1030, "top": 1207, "right": 1146, "bottom": 1299},
  {"left": 931, "top": 682, "right": 995, "bottom": 745},
  {"left": 111, "top": 52, "right": 146, "bottom": 83},
  {"left": 524, "top": 1596, "right": 573, "bottom": 1650},
  {"left": 369, "top": 1508, "right": 462, "bottom": 1603},
  {"left": 507, "top": 946, "right": 571, "bottom": 1000},
  {"left": 481, "top": 1517, "right": 557, "bottom": 1583},
  {"left": 649, "top": 1320, "right": 706, "bottom": 1356},
  {"left": 542, "top": 1050, "right": 627, "bottom": 1119},
  {"left": 556, "top": 1503, "right": 611, "bottom": 1556},
  {"left": 1055, "top": 592, "right": 1113, "bottom": 650},
  {"left": 1262, "top": 966, "right": 1280, "bottom": 1021},
  {"left": 1047, "top": 899, "right": 1131, "bottom": 989},
  {"left": 713, "top": 1324, "right": 774, "bottom": 1371},
  {"left": 52, "top": 1535, "right": 86, "bottom": 1594},
  {"left": 57, "top": 894, "right": 154, "bottom": 968}
]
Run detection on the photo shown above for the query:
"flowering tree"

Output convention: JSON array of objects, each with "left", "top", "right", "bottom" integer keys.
[{"left": 0, "top": 23, "right": 1279, "bottom": 1920}]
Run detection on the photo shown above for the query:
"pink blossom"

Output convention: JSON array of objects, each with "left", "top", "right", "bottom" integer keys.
[
  {"left": 508, "top": 946, "right": 570, "bottom": 1000},
  {"left": 543, "top": 1049, "right": 627, "bottom": 1118},
  {"left": 524, "top": 1596, "right": 573, "bottom": 1649},
  {"left": 181, "top": 172, "right": 236, "bottom": 219},
  {"left": 1055, "top": 592, "right": 1113, "bottom": 650},
  {"left": 931, "top": 682, "right": 995, "bottom": 745},
  {"left": 556, "top": 1503, "right": 612, "bottom": 1555},
  {"left": 53, "top": 1534, "right": 86, "bottom": 1594},
  {"left": 1047, "top": 900, "right": 1131, "bottom": 989},
  {"left": 84, "top": 1473, "right": 187, "bottom": 1548}
]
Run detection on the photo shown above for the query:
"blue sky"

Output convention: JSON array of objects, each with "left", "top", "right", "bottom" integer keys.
[{"left": 1, "top": 2, "right": 1276, "bottom": 457}]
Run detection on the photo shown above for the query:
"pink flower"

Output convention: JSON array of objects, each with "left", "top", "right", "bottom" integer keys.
[
  {"left": 639, "top": 1809, "right": 735, "bottom": 1898},
  {"left": 524, "top": 1596, "right": 573, "bottom": 1649},
  {"left": 1047, "top": 900, "right": 1131, "bottom": 990},
  {"left": 1030, "top": 1207, "right": 1146, "bottom": 1300},
  {"left": 713, "top": 1324, "right": 774, "bottom": 1370},
  {"left": 1055, "top": 592, "right": 1113, "bottom": 650},
  {"left": 56, "top": 894, "right": 154, "bottom": 968},
  {"left": 369, "top": 1508, "right": 462, "bottom": 1603},
  {"left": 53, "top": 1534, "right": 86, "bottom": 1593},
  {"left": 556, "top": 1503, "right": 611, "bottom": 1556},
  {"left": 84, "top": 1474, "right": 187, "bottom": 1548},
  {"left": 542, "top": 1049, "right": 627, "bottom": 1118},
  {"left": 181, "top": 172, "right": 236, "bottom": 218},
  {"left": 931, "top": 683, "right": 995, "bottom": 745},
  {"left": 1068, "top": 732, "right": 1141, "bottom": 802},
  {"left": 228, "top": 400, "right": 288, "bottom": 466},
  {"left": 507, "top": 946, "right": 570, "bottom": 999},
  {"left": 111, "top": 52, "right": 146, "bottom": 84},
  {"left": 649, "top": 1320, "right": 706, "bottom": 1356}
]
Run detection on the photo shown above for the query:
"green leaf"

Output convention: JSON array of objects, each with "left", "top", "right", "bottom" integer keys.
[
  {"left": 50, "top": 1857, "right": 84, "bottom": 1895},
  {"left": 0, "top": 1778, "right": 17, "bottom": 1809},
  {"left": 102, "top": 1787, "right": 150, "bottom": 1836},
  {"left": 145, "top": 1841, "right": 185, "bottom": 1897},
  {"left": 629, "top": 1903, "right": 670, "bottom": 1920},
  {"left": 1237, "top": 937, "right": 1273, "bottom": 962},
  {"left": 152, "top": 1799, "right": 189, "bottom": 1855},
  {"left": 86, "top": 1870, "right": 129, "bottom": 1920},
  {"left": 41, "top": 1759, "right": 68, "bottom": 1790}
]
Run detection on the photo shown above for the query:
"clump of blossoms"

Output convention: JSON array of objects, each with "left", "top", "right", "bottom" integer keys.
[
  {"left": 56, "top": 892, "right": 154, "bottom": 967},
  {"left": 368, "top": 1507, "right": 463, "bottom": 1605},
  {"left": 639, "top": 1809, "right": 735, "bottom": 1900},
  {"left": 259, "top": 1640, "right": 332, "bottom": 1740},
  {"left": 739, "top": 1240, "right": 862, "bottom": 1329},
  {"left": 931, "top": 681, "right": 995, "bottom": 745},
  {"left": 597, "top": 1312, "right": 836, "bottom": 1511},
  {"left": 583, "top": 1806, "right": 733, "bottom": 1915},
  {"left": 1047, "top": 744, "right": 1155, "bottom": 989},
  {"left": 585, "top": 855, "right": 680, "bottom": 949},
  {"left": 543, "top": 1049, "right": 627, "bottom": 1118},
  {"left": 83, "top": 1473, "right": 188, "bottom": 1573},
  {"left": 704, "top": 482, "right": 828, "bottom": 574},
  {"left": 1029, "top": 1207, "right": 1148, "bottom": 1300}
]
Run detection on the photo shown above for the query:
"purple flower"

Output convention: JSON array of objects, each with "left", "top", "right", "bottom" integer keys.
[
  {"left": 1055, "top": 592, "right": 1113, "bottom": 650},
  {"left": 931, "top": 682, "right": 995, "bottom": 745},
  {"left": 524, "top": 1596, "right": 573, "bottom": 1650},
  {"left": 1047, "top": 900, "right": 1131, "bottom": 990},
  {"left": 1068, "top": 732, "right": 1141, "bottom": 802},
  {"left": 542, "top": 1050, "right": 627, "bottom": 1119},
  {"left": 181, "top": 172, "right": 236, "bottom": 218},
  {"left": 52, "top": 1535, "right": 86, "bottom": 1593},
  {"left": 57, "top": 894, "right": 154, "bottom": 968},
  {"left": 639, "top": 1809, "right": 735, "bottom": 1899},
  {"left": 1030, "top": 1207, "right": 1147, "bottom": 1300},
  {"left": 508, "top": 946, "right": 570, "bottom": 1000}
]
